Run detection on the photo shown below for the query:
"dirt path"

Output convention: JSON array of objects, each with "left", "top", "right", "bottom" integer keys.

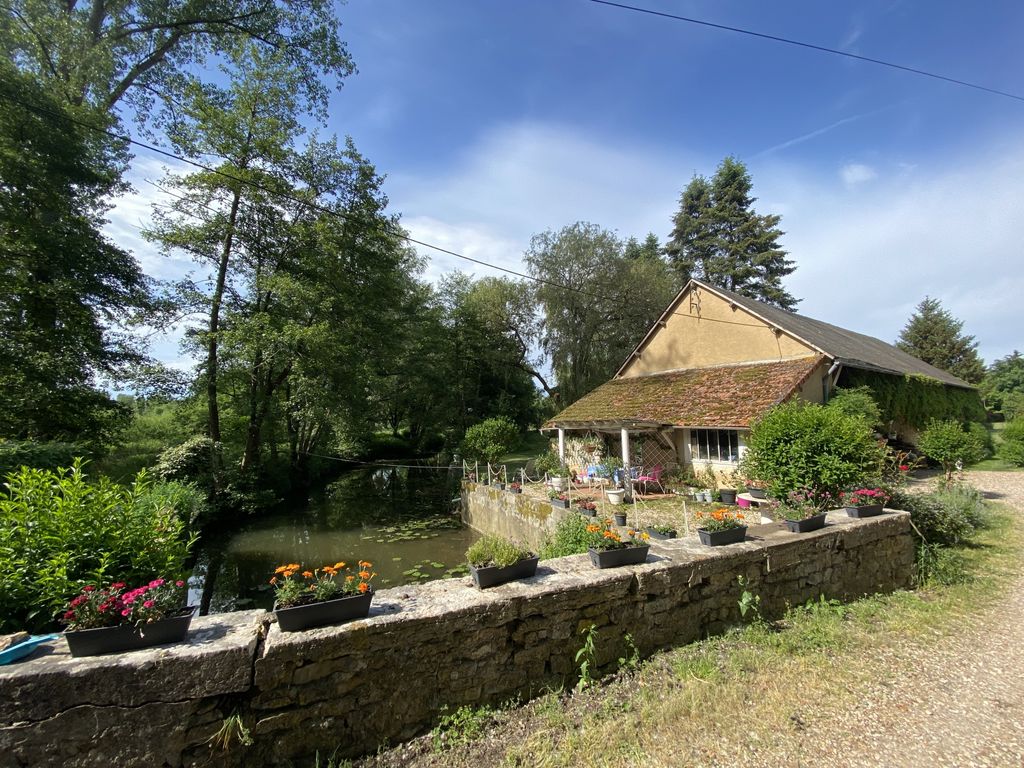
[{"left": 748, "top": 470, "right": 1024, "bottom": 768}]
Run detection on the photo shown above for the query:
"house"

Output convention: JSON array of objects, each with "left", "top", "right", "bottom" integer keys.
[{"left": 542, "top": 279, "right": 982, "bottom": 476}]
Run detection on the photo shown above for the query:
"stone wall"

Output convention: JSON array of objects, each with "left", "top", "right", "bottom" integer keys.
[
  {"left": 0, "top": 512, "right": 915, "bottom": 768},
  {"left": 460, "top": 481, "right": 575, "bottom": 551}
]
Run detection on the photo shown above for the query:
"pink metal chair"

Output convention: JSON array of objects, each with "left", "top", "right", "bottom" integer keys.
[{"left": 636, "top": 465, "right": 665, "bottom": 495}]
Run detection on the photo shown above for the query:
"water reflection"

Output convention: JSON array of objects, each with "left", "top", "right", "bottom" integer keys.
[{"left": 190, "top": 465, "right": 477, "bottom": 614}]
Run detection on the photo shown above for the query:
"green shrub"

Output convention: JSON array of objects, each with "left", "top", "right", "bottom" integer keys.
[
  {"left": 465, "top": 535, "right": 533, "bottom": 567},
  {"left": 154, "top": 435, "right": 221, "bottom": 485},
  {"left": 0, "top": 440, "right": 88, "bottom": 478},
  {"left": 532, "top": 449, "right": 567, "bottom": 478},
  {"left": 997, "top": 419, "right": 1024, "bottom": 467},
  {"left": 966, "top": 422, "right": 993, "bottom": 460},
  {"left": 459, "top": 418, "right": 519, "bottom": 465},
  {"left": 891, "top": 484, "right": 986, "bottom": 547},
  {"left": 917, "top": 419, "right": 985, "bottom": 479},
  {"left": 539, "top": 515, "right": 592, "bottom": 559},
  {"left": 744, "top": 402, "right": 885, "bottom": 500},
  {"left": 826, "top": 386, "right": 882, "bottom": 429},
  {"left": 0, "top": 463, "right": 197, "bottom": 632}
]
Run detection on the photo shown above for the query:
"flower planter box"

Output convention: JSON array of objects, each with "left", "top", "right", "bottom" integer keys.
[
  {"left": 550, "top": 498, "right": 570, "bottom": 509},
  {"left": 65, "top": 607, "right": 196, "bottom": 657},
  {"left": 274, "top": 591, "right": 373, "bottom": 632},
  {"left": 612, "top": 512, "right": 628, "bottom": 526},
  {"left": 469, "top": 556, "right": 539, "bottom": 589},
  {"left": 747, "top": 488, "right": 767, "bottom": 500},
  {"left": 697, "top": 526, "right": 748, "bottom": 547},
  {"left": 508, "top": 487, "right": 522, "bottom": 494},
  {"left": 719, "top": 489, "right": 737, "bottom": 505},
  {"left": 846, "top": 504, "right": 884, "bottom": 518},
  {"left": 588, "top": 545, "right": 649, "bottom": 569},
  {"left": 493, "top": 482, "right": 505, "bottom": 491},
  {"left": 579, "top": 508, "right": 597, "bottom": 517},
  {"left": 644, "top": 527, "right": 677, "bottom": 540},
  {"left": 784, "top": 512, "right": 827, "bottom": 533}
]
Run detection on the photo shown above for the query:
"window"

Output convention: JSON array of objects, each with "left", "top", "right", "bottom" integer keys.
[{"left": 690, "top": 429, "right": 740, "bottom": 463}]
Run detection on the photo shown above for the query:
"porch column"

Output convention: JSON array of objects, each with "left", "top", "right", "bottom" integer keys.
[
  {"left": 558, "top": 428, "right": 565, "bottom": 461},
  {"left": 620, "top": 427, "right": 630, "bottom": 467}
]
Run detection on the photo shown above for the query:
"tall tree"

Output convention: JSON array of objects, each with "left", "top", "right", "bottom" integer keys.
[
  {"left": 665, "top": 157, "right": 798, "bottom": 310},
  {"left": 526, "top": 222, "right": 677, "bottom": 403},
  {"left": 896, "top": 297, "right": 985, "bottom": 384},
  {"left": 0, "top": 64, "right": 147, "bottom": 442},
  {"left": 980, "top": 351, "right": 1024, "bottom": 416}
]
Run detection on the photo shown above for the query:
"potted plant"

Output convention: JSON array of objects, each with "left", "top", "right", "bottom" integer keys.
[
  {"left": 744, "top": 480, "right": 768, "bottom": 500},
  {"left": 644, "top": 524, "right": 677, "bottom": 540},
  {"left": 508, "top": 482, "right": 522, "bottom": 494},
  {"left": 548, "top": 489, "right": 570, "bottom": 508},
  {"left": 62, "top": 579, "right": 193, "bottom": 657},
  {"left": 778, "top": 489, "right": 830, "bottom": 533},
  {"left": 719, "top": 487, "right": 737, "bottom": 505},
  {"left": 534, "top": 449, "right": 568, "bottom": 490},
  {"left": 695, "top": 508, "right": 748, "bottom": 546},
  {"left": 271, "top": 561, "right": 375, "bottom": 632},
  {"left": 605, "top": 487, "right": 626, "bottom": 505},
  {"left": 466, "top": 535, "right": 538, "bottom": 589},
  {"left": 842, "top": 487, "right": 889, "bottom": 518},
  {"left": 583, "top": 520, "right": 650, "bottom": 568},
  {"left": 493, "top": 480, "right": 505, "bottom": 490},
  {"left": 580, "top": 435, "right": 603, "bottom": 454},
  {"left": 577, "top": 499, "right": 597, "bottom": 517},
  {"left": 612, "top": 510, "right": 628, "bottom": 526}
]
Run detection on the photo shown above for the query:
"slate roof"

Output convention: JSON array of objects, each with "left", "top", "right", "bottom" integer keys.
[
  {"left": 693, "top": 281, "right": 974, "bottom": 389},
  {"left": 544, "top": 356, "right": 823, "bottom": 429}
]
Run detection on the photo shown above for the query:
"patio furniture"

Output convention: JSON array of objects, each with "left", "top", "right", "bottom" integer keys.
[{"left": 636, "top": 465, "right": 665, "bottom": 495}]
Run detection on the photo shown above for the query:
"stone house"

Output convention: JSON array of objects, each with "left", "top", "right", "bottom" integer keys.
[{"left": 542, "top": 279, "right": 981, "bottom": 476}]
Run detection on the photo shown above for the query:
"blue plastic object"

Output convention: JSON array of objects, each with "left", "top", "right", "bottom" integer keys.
[{"left": 0, "top": 634, "right": 58, "bottom": 665}]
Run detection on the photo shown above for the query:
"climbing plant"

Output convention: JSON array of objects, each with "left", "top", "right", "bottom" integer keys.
[{"left": 840, "top": 370, "right": 985, "bottom": 431}]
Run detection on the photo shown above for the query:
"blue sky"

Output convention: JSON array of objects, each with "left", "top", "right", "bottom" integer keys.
[{"left": 112, "top": 0, "right": 1024, "bottom": 369}]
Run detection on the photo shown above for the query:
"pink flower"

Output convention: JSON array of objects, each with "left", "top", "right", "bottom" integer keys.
[
  {"left": 143, "top": 600, "right": 155, "bottom": 608},
  {"left": 121, "top": 609, "right": 131, "bottom": 616},
  {"left": 899, "top": 464, "right": 910, "bottom": 472},
  {"left": 149, "top": 579, "right": 165, "bottom": 588},
  {"left": 83, "top": 585, "right": 95, "bottom": 592},
  {"left": 111, "top": 582, "right": 126, "bottom": 590},
  {"left": 175, "top": 580, "right": 185, "bottom": 588}
]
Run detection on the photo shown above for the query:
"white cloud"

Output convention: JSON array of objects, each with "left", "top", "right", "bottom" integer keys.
[{"left": 840, "top": 162, "right": 878, "bottom": 186}]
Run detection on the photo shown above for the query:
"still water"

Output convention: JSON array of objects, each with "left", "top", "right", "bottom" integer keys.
[{"left": 189, "top": 465, "right": 479, "bottom": 614}]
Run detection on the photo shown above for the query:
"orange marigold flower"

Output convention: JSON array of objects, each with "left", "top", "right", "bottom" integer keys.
[
  {"left": 302, "top": 570, "right": 314, "bottom": 579},
  {"left": 586, "top": 524, "right": 600, "bottom": 533},
  {"left": 358, "top": 570, "right": 371, "bottom": 580},
  {"left": 735, "top": 512, "right": 745, "bottom": 520},
  {"left": 346, "top": 575, "right": 355, "bottom": 582},
  {"left": 358, "top": 582, "right": 369, "bottom": 593},
  {"left": 274, "top": 566, "right": 289, "bottom": 574},
  {"left": 269, "top": 576, "right": 277, "bottom": 585},
  {"left": 334, "top": 562, "right": 346, "bottom": 570}
]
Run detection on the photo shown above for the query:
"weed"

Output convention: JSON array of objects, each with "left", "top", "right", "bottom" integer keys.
[
  {"left": 617, "top": 632, "right": 640, "bottom": 671},
  {"left": 916, "top": 542, "right": 971, "bottom": 586},
  {"left": 737, "top": 575, "right": 762, "bottom": 622},
  {"left": 431, "top": 704, "right": 494, "bottom": 752},
  {"left": 208, "top": 712, "right": 253, "bottom": 752},
  {"left": 575, "top": 623, "right": 599, "bottom": 691}
]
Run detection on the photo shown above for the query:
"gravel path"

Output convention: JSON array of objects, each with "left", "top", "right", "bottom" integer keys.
[{"left": 750, "top": 470, "right": 1024, "bottom": 768}]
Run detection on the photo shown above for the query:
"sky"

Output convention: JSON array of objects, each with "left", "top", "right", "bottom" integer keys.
[{"left": 111, "top": 0, "right": 1024, "bottom": 370}]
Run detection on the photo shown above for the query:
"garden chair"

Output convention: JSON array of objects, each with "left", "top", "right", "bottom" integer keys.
[{"left": 636, "top": 465, "right": 665, "bottom": 495}]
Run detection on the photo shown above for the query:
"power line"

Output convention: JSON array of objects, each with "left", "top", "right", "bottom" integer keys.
[{"left": 587, "top": 0, "right": 1024, "bottom": 104}]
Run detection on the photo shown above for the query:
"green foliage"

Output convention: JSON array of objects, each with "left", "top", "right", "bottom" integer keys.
[
  {"left": 997, "top": 420, "right": 1024, "bottom": 467},
  {"left": 895, "top": 297, "right": 985, "bottom": 384},
  {"left": 539, "top": 515, "right": 593, "bottom": 559},
  {"left": 459, "top": 418, "right": 519, "bottom": 465},
  {"left": 154, "top": 436, "right": 222, "bottom": 487},
  {"left": 736, "top": 575, "right": 762, "bottom": 623},
  {"left": 0, "top": 463, "right": 196, "bottom": 631},
  {"left": 744, "top": 402, "right": 885, "bottom": 500},
  {"left": 525, "top": 222, "right": 677, "bottom": 403},
  {"left": 96, "top": 400, "right": 193, "bottom": 481},
  {"left": 431, "top": 704, "right": 495, "bottom": 752},
  {"left": 841, "top": 368, "right": 985, "bottom": 431},
  {"left": 0, "top": 441, "right": 87, "bottom": 478},
  {"left": 665, "top": 156, "right": 798, "bottom": 310},
  {"left": 533, "top": 449, "right": 567, "bottom": 478},
  {"left": 465, "top": 535, "right": 533, "bottom": 568},
  {"left": 918, "top": 419, "right": 986, "bottom": 480},
  {"left": 891, "top": 484, "right": 986, "bottom": 547},
  {"left": 575, "top": 624, "right": 599, "bottom": 691},
  {"left": 826, "top": 386, "right": 882, "bottom": 428},
  {"left": 980, "top": 351, "right": 1024, "bottom": 416},
  {"left": 915, "top": 543, "right": 970, "bottom": 587}
]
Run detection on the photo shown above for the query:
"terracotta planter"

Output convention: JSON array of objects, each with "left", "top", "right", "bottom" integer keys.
[
  {"left": 588, "top": 545, "right": 649, "bottom": 569},
  {"left": 64, "top": 607, "right": 196, "bottom": 657},
  {"left": 274, "top": 591, "right": 373, "bottom": 632},
  {"left": 784, "top": 512, "right": 827, "bottom": 533},
  {"left": 470, "top": 556, "right": 539, "bottom": 589},
  {"left": 697, "top": 526, "right": 747, "bottom": 546},
  {"left": 846, "top": 504, "right": 884, "bottom": 518}
]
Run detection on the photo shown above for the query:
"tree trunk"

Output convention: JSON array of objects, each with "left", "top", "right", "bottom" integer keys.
[{"left": 206, "top": 187, "right": 241, "bottom": 447}]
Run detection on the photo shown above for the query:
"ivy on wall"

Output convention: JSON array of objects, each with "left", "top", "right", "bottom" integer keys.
[{"left": 839, "top": 369, "right": 985, "bottom": 429}]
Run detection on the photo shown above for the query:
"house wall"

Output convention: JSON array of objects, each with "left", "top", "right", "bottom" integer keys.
[{"left": 620, "top": 285, "right": 816, "bottom": 378}]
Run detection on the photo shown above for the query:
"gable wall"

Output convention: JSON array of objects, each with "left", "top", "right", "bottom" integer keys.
[{"left": 620, "top": 285, "right": 817, "bottom": 378}]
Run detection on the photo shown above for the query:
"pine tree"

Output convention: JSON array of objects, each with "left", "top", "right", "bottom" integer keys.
[
  {"left": 896, "top": 297, "right": 985, "bottom": 384},
  {"left": 665, "top": 157, "right": 798, "bottom": 310}
]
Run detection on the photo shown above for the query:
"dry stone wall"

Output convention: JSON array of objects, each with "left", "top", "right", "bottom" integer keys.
[
  {"left": 460, "top": 481, "right": 576, "bottom": 551},
  {"left": 0, "top": 512, "right": 914, "bottom": 767}
]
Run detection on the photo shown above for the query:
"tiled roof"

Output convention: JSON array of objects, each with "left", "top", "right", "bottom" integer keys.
[
  {"left": 545, "top": 356, "right": 823, "bottom": 429},
  {"left": 694, "top": 281, "right": 974, "bottom": 389}
]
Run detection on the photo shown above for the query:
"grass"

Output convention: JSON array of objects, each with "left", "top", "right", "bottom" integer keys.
[
  {"left": 968, "top": 421, "right": 1022, "bottom": 471},
  {"left": 497, "top": 432, "right": 551, "bottom": 474},
  {"left": 366, "top": 501, "right": 1021, "bottom": 768}
]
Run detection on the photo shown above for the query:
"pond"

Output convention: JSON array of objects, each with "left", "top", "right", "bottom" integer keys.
[{"left": 189, "top": 464, "right": 478, "bottom": 615}]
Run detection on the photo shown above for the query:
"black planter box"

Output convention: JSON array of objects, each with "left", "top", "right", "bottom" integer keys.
[
  {"left": 846, "top": 503, "right": 884, "bottom": 518},
  {"left": 588, "top": 545, "right": 649, "bottom": 569},
  {"left": 719, "top": 489, "right": 737, "bottom": 505},
  {"left": 508, "top": 487, "right": 522, "bottom": 494},
  {"left": 470, "top": 556, "right": 539, "bottom": 589},
  {"left": 644, "top": 527, "right": 677, "bottom": 540},
  {"left": 697, "top": 526, "right": 748, "bottom": 546},
  {"left": 550, "top": 498, "right": 570, "bottom": 509},
  {"left": 65, "top": 606, "right": 196, "bottom": 657},
  {"left": 493, "top": 482, "right": 505, "bottom": 490},
  {"left": 612, "top": 513, "right": 628, "bottom": 526},
  {"left": 579, "top": 508, "right": 597, "bottom": 517},
  {"left": 274, "top": 591, "right": 373, "bottom": 632},
  {"left": 747, "top": 488, "right": 767, "bottom": 500},
  {"left": 784, "top": 512, "right": 827, "bottom": 533}
]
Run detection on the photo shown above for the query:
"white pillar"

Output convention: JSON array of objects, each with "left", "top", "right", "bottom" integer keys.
[
  {"left": 620, "top": 427, "right": 630, "bottom": 466},
  {"left": 558, "top": 429, "right": 565, "bottom": 462}
]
